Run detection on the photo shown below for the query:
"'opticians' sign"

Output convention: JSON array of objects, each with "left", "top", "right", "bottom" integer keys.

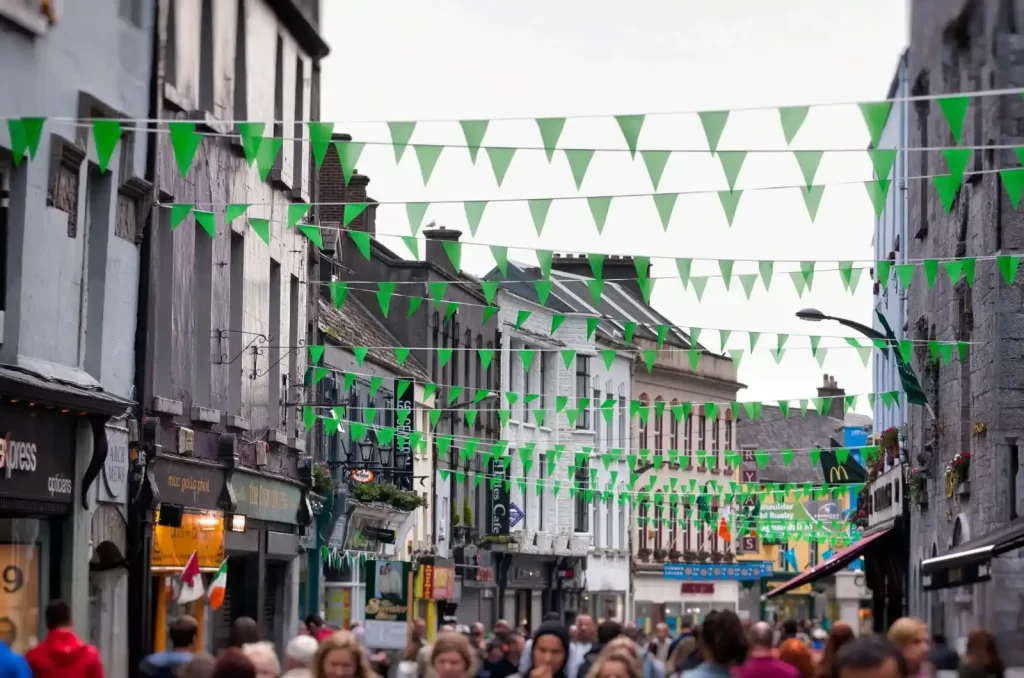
[{"left": 0, "top": 408, "right": 76, "bottom": 505}]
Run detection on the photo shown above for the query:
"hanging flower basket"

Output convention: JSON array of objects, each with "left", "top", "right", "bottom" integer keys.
[
  {"left": 908, "top": 467, "right": 927, "bottom": 506},
  {"left": 945, "top": 451, "right": 971, "bottom": 497},
  {"left": 881, "top": 427, "right": 900, "bottom": 458}
]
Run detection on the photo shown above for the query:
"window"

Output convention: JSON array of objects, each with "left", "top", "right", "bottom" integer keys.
[
  {"left": 618, "top": 396, "right": 626, "bottom": 448},
  {"left": 522, "top": 344, "right": 532, "bottom": 402},
  {"left": 539, "top": 453, "right": 546, "bottom": 531},
  {"left": 711, "top": 413, "right": 720, "bottom": 471},
  {"left": 292, "top": 56, "right": 306, "bottom": 193},
  {"left": 441, "top": 318, "right": 451, "bottom": 387},
  {"left": 654, "top": 504, "right": 663, "bottom": 551},
  {"left": 684, "top": 409, "right": 693, "bottom": 469},
  {"left": 464, "top": 330, "right": 472, "bottom": 388},
  {"left": 809, "top": 540, "right": 819, "bottom": 567},
  {"left": 539, "top": 353, "right": 548, "bottom": 411},
  {"left": 638, "top": 394, "right": 649, "bottom": 448},
  {"left": 192, "top": 219, "right": 213, "bottom": 408},
  {"left": 605, "top": 495, "right": 613, "bottom": 547},
  {"left": 198, "top": 0, "right": 214, "bottom": 112},
  {"left": 669, "top": 399, "right": 680, "bottom": 460},
  {"left": 593, "top": 494, "right": 602, "bottom": 547},
  {"left": 288, "top": 275, "right": 300, "bottom": 432},
  {"left": 451, "top": 322, "right": 460, "bottom": 392},
  {"left": 475, "top": 334, "right": 483, "bottom": 392},
  {"left": 486, "top": 339, "right": 495, "bottom": 428},
  {"left": 273, "top": 35, "right": 284, "bottom": 141},
  {"left": 574, "top": 459, "right": 589, "bottom": 532},
  {"left": 698, "top": 407, "right": 707, "bottom": 470},
  {"left": 267, "top": 261, "right": 282, "bottom": 424},
  {"left": 576, "top": 356, "right": 591, "bottom": 429},
  {"left": 671, "top": 510, "right": 678, "bottom": 551},
  {"left": 724, "top": 412, "right": 733, "bottom": 470},
  {"left": 165, "top": 0, "right": 177, "bottom": 85},
  {"left": 118, "top": 0, "right": 142, "bottom": 26},
  {"left": 228, "top": 232, "right": 244, "bottom": 414},
  {"left": 697, "top": 520, "right": 705, "bottom": 551},
  {"left": 0, "top": 159, "right": 8, "bottom": 324},
  {"left": 594, "top": 385, "right": 601, "bottom": 449},
  {"left": 233, "top": 0, "right": 247, "bottom": 121},
  {"left": 618, "top": 483, "right": 626, "bottom": 549},
  {"left": 683, "top": 510, "right": 691, "bottom": 552},
  {"left": 606, "top": 391, "right": 614, "bottom": 452},
  {"left": 431, "top": 312, "right": 440, "bottom": 382},
  {"left": 655, "top": 396, "right": 664, "bottom": 455},
  {"left": 638, "top": 501, "right": 648, "bottom": 549}
]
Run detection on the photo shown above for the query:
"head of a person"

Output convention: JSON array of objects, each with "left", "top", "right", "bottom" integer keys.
[
  {"left": 431, "top": 631, "right": 477, "bottom": 678},
  {"left": 597, "top": 621, "right": 623, "bottom": 646},
  {"left": 315, "top": 631, "right": 372, "bottom": 678},
  {"left": 576, "top": 615, "right": 596, "bottom": 643},
  {"left": 778, "top": 638, "right": 815, "bottom": 678},
  {"left": 532, "top": 622, "right": 570, "bottom": 677},
  {"left": 305, "top": 615, "right": 324, "bottom": 634},
  {"left": 230, "top": 617, "right": 261, "bottom": 648},
  {"left": 654, "top": 622, "right": 669, "bottom": 641},
  {"left": 506, "top": 631, "right": 525, "bottom": 658},
  {"left": 588, "top": 650, "right": 643, "bottom": 678},
  {"left": 833, "top": 636, "right": 907, "bottom": 678},
  {"left": 285, "top": 635, "right": 319, "bottom": 672},
  {"left": 181, "top": 653, "right": 217, "bottom": 678},
  {"left": 440, "top": 624, "right": 456, "bottom": 633},
  {"left": 622, "top": 622, "right": 639, "bottom": 642},
  {"left": 781, "top": 619, "right": 799, "bottom": 638},
  {"left": 680, "top": 616, "right": 693, "bottom": 633},
  {"left": 965, "top": 628, "right": 1003, "bottom": 675},
  {"left": 544, "top": 612, "right": 561, "bottom": 623},
  {"left": 747, "top": 621, "right": 775, "bottom": 657},
  {"left": 213, "top": 649, "right": 257, "bottom": 678},
  {"left": 44, "top": 600, "right": 72, "bottom": 631},
  {"left": 496, "top": 619, "right": 511, "bottom": 635},
  {"left": 819, "top": 622, "right": 856, "bottom": 676},
  {"left": 698, "top": 610, "right": 749, "bottom": 667},
  {"left": 242, "top": 642, "right": 281, "bottom": 678},
  {"left": 486, "top": 639, "right": 505, "bottom": 663},
  {"left": 169, "top": 615, "right": 200, "bottom": 651},
  {"left": 470, "top": 622, "right": 486, "bottom": 640},
  {"left": 603, "top": 638, "right": 639, "bottom": 660},
  {"left": 668, "top": 637, "right": 697, "bottom": 674},
  {"left": 887, "top": 618, "right": 929, "bottom": 673}
]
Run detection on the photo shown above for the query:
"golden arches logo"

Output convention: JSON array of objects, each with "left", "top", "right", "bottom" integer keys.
[{"left": 829, "top": 466, "right": 849, "bottom": 482}]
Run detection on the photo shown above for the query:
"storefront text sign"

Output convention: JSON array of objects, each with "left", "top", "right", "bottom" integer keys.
[
  {"left": 0, "top": 544, "right": 40, "bottom": 654},
  {"left": 151, "top": 458, "right": 226, "bottom": 511},
  {"left": 0, "top": 409, "right": 75, "bottom": 505},
  {"left": 681, "top": 583, "right": 714, "bottom": 595},
  {"left": 364, "top": 559, "right": 410, "bottom": 650},
  {"left": 663, "top": 561, "right": 773, "bottom": 581},
  {"left": 232, "top": 473, "right": 303, "bottom": 524},
  {"left": 101, "top": 425, "right": 129, "bottom": 502},
  {"left": 151, "top": 510, "right": 225, "bottom": 569},
  {"left": 421, "top": 560, "right": 456, "bottom": 601}
]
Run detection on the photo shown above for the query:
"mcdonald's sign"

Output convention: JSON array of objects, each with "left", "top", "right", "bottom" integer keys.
[{"left": 829, "top": 466, "right": 850, "bottom": 483}]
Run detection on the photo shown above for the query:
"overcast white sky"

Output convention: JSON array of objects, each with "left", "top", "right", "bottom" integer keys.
[{"left": 320, "top": 1, "right": 909, "bottom": 408}]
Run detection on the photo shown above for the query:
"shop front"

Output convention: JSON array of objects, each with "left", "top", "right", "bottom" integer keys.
[
  {"left": 414, "top": 556, "right": 456, "bottom": 637},
  {"left": 585, "top": 551, "right": 629, "bottom": 622},
  {"left": 635, "top": 562, "right": 772, "bottom": 632},
  {"left": 0, "top": 405, "right": 77, "bottom": 654},
  {"left": 503, "top": 556, "right": 555, "bottom": 631},
  {"left": 453, "top": 546, "right": 496, "bottom": 630}
]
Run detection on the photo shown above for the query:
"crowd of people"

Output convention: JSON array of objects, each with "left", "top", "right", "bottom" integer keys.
[{"left": 0, "top": 599, "right": 1009, "bottom": 678}]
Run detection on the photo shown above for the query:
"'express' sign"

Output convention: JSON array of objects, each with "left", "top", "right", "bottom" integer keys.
[{"left": 0, "top": 415, "right": 77, "bottom": 505}]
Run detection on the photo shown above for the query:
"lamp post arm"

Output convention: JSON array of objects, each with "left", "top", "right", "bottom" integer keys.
[{"left": 829, "top": 317, "right": 888, "bottom": 343}]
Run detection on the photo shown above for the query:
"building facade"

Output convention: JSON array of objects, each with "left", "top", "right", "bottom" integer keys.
[
  {"left": 130, "top": 0, "right": 328, "bottom": 665},
  {"left": 0, "top": 1, "right": 153, "bottom": 670},
  {"left": 908, "top": 0, "right": 1024, "bottom": 663}
]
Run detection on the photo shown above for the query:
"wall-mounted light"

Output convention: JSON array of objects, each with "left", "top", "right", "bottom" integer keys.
[
  {"left": 197, "top": 514, "right": 219, "bottom": 531},
  {"left": 229, "top": 513, "right": 247, "bottom": 533}
]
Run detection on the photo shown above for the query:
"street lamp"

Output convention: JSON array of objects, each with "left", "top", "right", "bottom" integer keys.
[{"left": 795, "top": 308, "right": 886, "bottom": 342}]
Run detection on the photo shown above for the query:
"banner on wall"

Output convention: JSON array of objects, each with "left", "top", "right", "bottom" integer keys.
[{"left": 364, "top": 560, "right": 411, "bottom": 649}]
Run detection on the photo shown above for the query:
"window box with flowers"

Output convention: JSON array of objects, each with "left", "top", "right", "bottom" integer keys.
[
  {"left": 908, "top": 468, "right": 927, "bottom": 509},
  {"left": 945, "top": 451, "right": 971, "bottom": 498},
  {"left": 312, "top": 461, "right": 336, "bottom": 496},
  {"left": 668, "top": 548, "right": 682, "bottom": 562},
  {"left": 637, "top": 547, "right": 652, "bottom": 562},
  {"left": 881, "top": 426, "right": 900, "bottom": 459},
  {"left": 653, "top": 548, "right": 668, "bottom": 562}
]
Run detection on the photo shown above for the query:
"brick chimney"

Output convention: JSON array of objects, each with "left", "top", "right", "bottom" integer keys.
[
  {"left": 424, "top": 226, "right": 462, "bottom": 276},
  {"left": 550, "top": 253, "right": 649, "bottom": 301},
  {"left": 817, "top": 373, "right": 846, "bottom": 420},
  {"left": 317, "top": 132, "right": 377, "bottom": 238}
]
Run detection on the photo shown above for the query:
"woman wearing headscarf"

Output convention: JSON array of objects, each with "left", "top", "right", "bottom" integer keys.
[{"left": 513, "top": 622, "right": 571, "bottom": 678}]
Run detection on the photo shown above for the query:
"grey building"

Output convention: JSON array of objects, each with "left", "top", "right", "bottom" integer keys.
[
  {"left": 130, "top": 0, "right": 329, "bottom": 664},
  {"left": 0, "top": 1, "right": 152, "bottom": 672},
  {"left": 909, "top": 0, "right": 1024, "bottom": 662}
]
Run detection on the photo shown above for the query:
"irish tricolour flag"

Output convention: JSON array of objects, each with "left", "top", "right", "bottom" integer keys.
[{"left": 208, "top": 559, "right": 228, "bottom": 610}]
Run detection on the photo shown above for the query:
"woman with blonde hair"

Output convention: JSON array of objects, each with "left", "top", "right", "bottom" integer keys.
[
  {"left": 960, "top": 629, "right": 1004, "bottom": 678},
  {"left": 586, "top": 650, "right": 643, "bottom": 678},
  {"left": 314, "top": 631, "right": 378, "bottom": 678},
  {"left": 816, "top": 622, "right": 855, "bottom": 678},
  {"left": 431, "top": 632, "right": 478, "bottom": 678},
  {"left": 888, "top": 618, "right": 933, "bottom": 678},
  {"left": 243, "top": 642, "right": 281, "bottom": 678}
]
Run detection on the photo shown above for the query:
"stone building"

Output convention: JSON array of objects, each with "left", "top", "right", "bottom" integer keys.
[
  {"left": 908, "top": 0, "right": 1024, "bottom": 662},
  {"left": 131, "top": 0, "right": 329, "bottom": 663},
  {"left": 0, "top": 2, "right": 153, "bottom": 673}
]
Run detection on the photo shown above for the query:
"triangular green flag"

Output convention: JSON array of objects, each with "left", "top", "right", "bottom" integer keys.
[
  {"left": 588, "top": 196, "right": 612, "bottom": 234},
  {"left": 738, "top": 274, "right": 757, "bottom": 300},
  {"left": 167, "top": 122, "right": 203, "bottom": 178},
  {"left": 170, "top": 204, "right": 194, "bottom": 230},
  {"left": 615, "top": 115, "right": 645, "bottom": 159},
  {"left": 691, "top": 277, "right": 708, "bottom": 302},
  {"left": 565, "top": 149, "right": 595, "bottom": 190},
  {"left": 287, "top": 203, "right": 311, "bottom": 229},
  {"left": 550, "top": 314, "right": 566, "bottom": 335},
  {"left": 895, "top": 264, "right": 915, "bottom": 289},
  {"left": 534, "top": 280, "right": 553, "bottom": 306},
  {"left": 303, "top": 406, "right": 317, "bottom": 430},
  {"left": 718, "top": 191, "right": 742, "bottom": 226},
  {"left": 478, "top": 348, "right": 495, "bottom": 371},
  {"left": 334, "top": 140, "right": 365, "bottom": 186},
  {"left": 348, "top": 231, "right": 371, "bottom": 260},
  {"left": 401, "top": 236, "right": 420, "bottom": 260},
  {"left": 237, "top": 122, "right": 264, "bottom": 167},
  {"left": 459, "top": 120, "right": 489, "bottom": 163},
  {"left": 298, "top": 225, "right": 323, "bottom": 249},
  {"left": 353, "top": 347, "right": 369, "bottom": 366},
  {"left": 865, "top": 180, "right": 891, "bottom": 218},
  {"left": 255, "top": 137, "right": 283, "bottom": 182},
  {"left": 944, "top": 260, "right": 963, "bottom": 284},
  {"left": 800, "top": 261, "right": 815, "bottom": 290},
  {"left": 429, "top": 281, "right": 448, "bottom": 306},
  {"left": 718, "top": 260, "right": 734, "bottom": 290},
  {"left": 536, "top": 118, "right": 566, "bottom": 163},
  {"left": 464, "top": 201, "right": 488, "bottom": 236},
  {"left": 329, "top": 281, "right": 348, "bottom": 309},
  {"left": 520, "top": 349, "right": 536, "bottom": 372},
  {"left": 653, "top": 194, "right": 678, "bottom": 231},
  {"left": 528, "top": 199, "right": 553, "bottom": 236},
  {"left": 490, "top": 246, "right": 508, "bottom": 277},
  {"left": 7, "top": 117, "right": 45, "bottom": 165},
  {"left": 586, "top": 316, "right": 600, "bottom": 340},
  {"left": 943, "top": 148, "right": 972, "bottom": 183},
  {"left": 778, "top": 106, "right": 808, "bottom": 145},
  {"left": 588, "top": 253, "right": 606, "bottom": 281},
  {"left": 932, "top": 174, "right": 961, "bottom": 214},
  {"left": 248, "top": 218, "right": 270, "bottom": 245},
  {"left": 877, "top": 260, "right": 893, "bottom": 286},
  {"left": 729, "top": 349, "right": 744, "bottom": 370},
  {"left": 1000, "top": 168, "right": 1024, "bottom": 209},
  {"left": 514, "top": 310, "right": 532, "bottom": 331},
  {"left": 718, "top": 151, "right": 746, "bottom": 191},
  {"left": 413, "top": 145, "right": 443, "bottom": 185},
  {"left": 758, "top": 261, "right": 774, "bottom": 291},
  {"left": 587, "top": 279, "right": 604, "bottom": 305},
  {"left": 998, "top": 255, "right": 1020, "bottom": 285},
  {"left": 403, "top": 202, "right": 429, "bottom": 236},
  {"left": 676, "top": 258, "right": 692, "bottom": 289},
  {"left": 749, "top": 332, "right": 760, "bottom": 351},
  {"left": 561, "top": 350, "right": 576, "bottom": 369},
  {"left": 638, "top": 278, "right": 656, "bottom": 305},
  {"left": 794, "top": 151, "right": 823, "bottom": 188},
  {"left": 698, "top": 110, "right": 729, "bottom": 155},
  {"left": 376, "top": 282, "right": 397, "bottom": 317},
  {"left": 859, "top": 101, "right": 892, "bottom": 147},
  {"left": 225, "top": 204, "right": 249, "bottom": 225},
  {"left": 486, "top": 147, "right": 516, "bottom": 187},
  {"left": 536, "top": 250, "right": 553, "bottom": 279},
  {"left": 601, "top": 349, "right": 616, "bottom": 370},
  {"left": 443, "top": 241, "right": 462, "bottom": 273},
  {"left": 92, "top": 120, "right": 122, "bottom": 173},
  {"left": 867, "top": 148, "right": 898, "bottom": 182},
  {"left": 387, "top": 121, "right": 416, "bottom": 162},
  {"left": 642, "top": 350, "right": 657, "bottom": 372},
  {"left": 309, "top": 345, "right": 325, "bottom": 366},
  {"left": 480, "top": 281, "right": 499, "bottom": 305},
  {"left": 306, "top": 122, "right": 334, "bottom": 169},
  {"left": 342, "top": 202, "right": 368, "bottom": 227},
  {"left": 641, "top": 150, "right": 671, "bottom": 191},
  {"left": 800, "top": 186, "right": 825, "bottom": 222},
  {"left": 937, "top": 96, "right": 970, "bottom": 144}
]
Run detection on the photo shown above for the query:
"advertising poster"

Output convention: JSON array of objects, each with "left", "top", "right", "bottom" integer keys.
[{"left": 364, "top": 560, "right": 411, "bottom": 649}]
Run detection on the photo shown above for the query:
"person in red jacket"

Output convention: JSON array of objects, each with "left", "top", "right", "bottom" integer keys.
[{"left": 26, "top": 599, "right": 104, "bottom": 678}]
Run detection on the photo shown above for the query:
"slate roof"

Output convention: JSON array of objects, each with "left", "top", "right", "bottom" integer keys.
[
  {"left": 318, "top": 296, "right": 429, "bottom": 381},
  {"left": 484, "top": 261, "right": 705, "bottom": 352},
  {"left": 736, "top": 405, "right": 850, "bottom": 484}
]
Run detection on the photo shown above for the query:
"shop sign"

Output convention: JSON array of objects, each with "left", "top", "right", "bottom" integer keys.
[
  {"left": 364, "top": 559, "right": 411, "bottom": 649},
  {"left": 681, "top": 583, "right": 714, "bottom": 595},
  {"left": 0, "top": 411, "right": 75, "bottom": 504},
  {"left": 151, "top": 510, "right": 225, "bottom": 569},
  {"left": 421, "top": 559, "right": 456, "bottom": 601},
  {"left": 151, "top": 458, "right": 225, "bottom": 511},
  {"left": 663, "top": 561, "right": 773, "bottom": 582},
  {"left": 393, "top": 379, "right": 415, "bottom": 468},
  {"left": 324, "top": 586, "right": 352, "bottom": 629},
  {"left": 100, "top": 425, "right": 129, "bottom": 502},
  {"left": 486, "top": 458, "right": 509, "bottom": 535},
  {"left": 232, "top": 472, "right": 304, "bottom": 524},
  {"left": 0, "top": 544, "right": 40, "bottom": 654},
  {"left": 351, "top": 469, "right": 375, "bottom": 483}
]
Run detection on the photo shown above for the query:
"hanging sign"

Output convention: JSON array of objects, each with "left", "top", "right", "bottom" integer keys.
[
  {"left": 364, "top": 559, "right": 411, "bottom": 649},
  {"left": 351, "top": 469, "right": 375, "bottom": 483}
]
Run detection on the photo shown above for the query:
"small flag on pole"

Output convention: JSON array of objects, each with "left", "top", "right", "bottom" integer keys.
[
  {"left": 208, "top": 559, "right": 228, "bottom": 610},
  {"left": 177, "top": 550, "right": 205, "bottom": 605},
  {"left": 718, "top": 506, "right": 732, "bottom": 542}
]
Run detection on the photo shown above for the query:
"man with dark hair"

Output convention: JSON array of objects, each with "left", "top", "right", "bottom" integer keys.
[
  {"left": 928, "top": 634, "right": 959, "bottom": 671},
  {"left": 576, "top": 621, "right": 624, "bottom": 678},
  {"left": 26, "top": 600, "right": 104, "bottom": 678},
  {"left": 140, "top": 615, "right": 198, "bottom": 677},
  {"left": 834, "top": 636, "right": 908, "bottom": 678}
]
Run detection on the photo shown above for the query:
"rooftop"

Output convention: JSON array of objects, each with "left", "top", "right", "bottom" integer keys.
[{"left": 318, "top": 296, "right": 429, "bottom": 382}]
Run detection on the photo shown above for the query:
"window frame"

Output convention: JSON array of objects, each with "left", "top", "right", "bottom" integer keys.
[{"left": 575, "top": 355, "right": 592, "bottom": 430}]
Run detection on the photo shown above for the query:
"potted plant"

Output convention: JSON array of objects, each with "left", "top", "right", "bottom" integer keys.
[
  {"left": 881, "top": 426, "right": 899, "bottom": 458},
  {"left": 947, "top": 451, "right": 971, "bottom": 497},
  {"left": 637, "top": 547, "right": 652, "bottom": 562},
  {"left": 853, "top": 508, "right": 868, "bottom": 529},
  {"left": 908, "top": 467, "right": 927, "bottom": 508},
  {"left": 653, "top": 548, "right": 668, "bottom": 562},
  {"left": 683, "top": 550, "right": 697, "bottom": 562},
  {"left": 723, "top": 549, "right": 736, "bottom": 563},
  {"left": 312, "top": 462, "right": 335, "bottom": 496},
  {"left": 462, "top": 497, "right": 474, "bottom": 530},
  {"left": 709, "top": 550, "right": 723, "bottom": 563},
  {"left": 696, "top": 549, "right": 710, "bottom": 563},
  {"left": 668, "top": 548, "right": 682, "bottom": 562}
]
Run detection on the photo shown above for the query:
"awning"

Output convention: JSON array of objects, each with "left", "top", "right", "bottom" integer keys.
[
  {"left": 764, "top": 528, "right": 892, "bottom": 599},
  {"left": 920, "top": 517, "right": 1024, "bottom": 590}
]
